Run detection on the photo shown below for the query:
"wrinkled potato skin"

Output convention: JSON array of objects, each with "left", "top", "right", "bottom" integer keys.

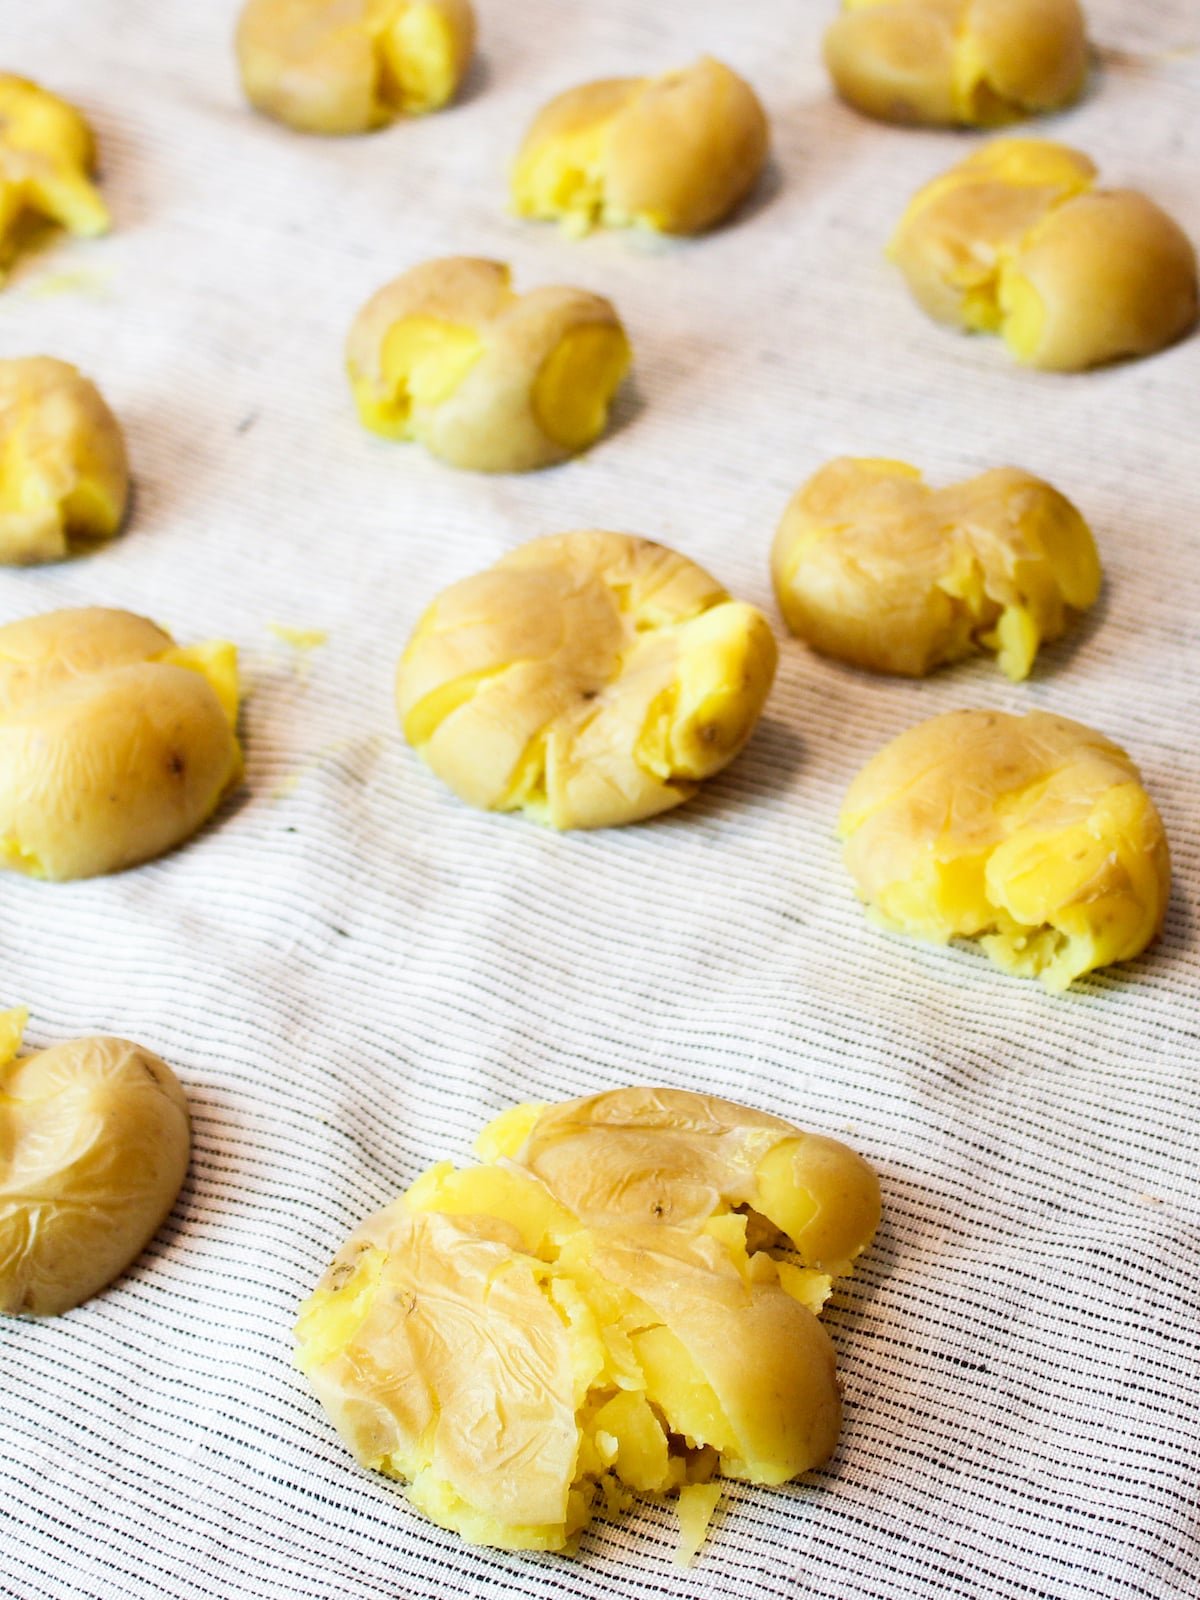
[
  {"left": 511, "top": 56, "right": 769, "bottom": 236},
  {"left": 296, "top": 1087, "right": 879, "bottom": 1552},
  {"left": 396, "top": 531, "right": 777, "bottom": 829},
  {"left": 346, "top": 257, "right": 632, "bottom": 472},
  {"left": 0, "top": 607, "right": 242, "bottom": 881},
  {"left": 890, "top": 138, "right": 1199, "bottom": 369},
  {"left": 0, "top": 357, "right": 129, "bottom": 564},
  {"left": 236, "top": 0, "right": 476, "bottom": 134},
  {"left": 825, "top": 0, "right": 1089, "bottom": 127},
  {"left": 0, "top": 1021, "right": 190, "bottom": 1316},
  {"left": 0, "top": 76, "right": 109, "bottom": 278},
  {"left": 771, "top": 457, "right": 1101, "bottom": 680}
]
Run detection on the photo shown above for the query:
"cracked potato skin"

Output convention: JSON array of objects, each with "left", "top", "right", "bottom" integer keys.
[
  {"left": 295, "top": 1087, "right": 880, "bottom": 1554},
  {"left": 840, "top": 709, "right": 1170, "bottom": 991},
  {"left": 395, "top": 531, "right": 778, "bottom": 828},
  {"left": 0, "top": 357, "right": 129, "bottom": 564},
  {"left": 0, "top": 76, "right": 109, "bottom": 280},
  {"left": 0, "top": 608, "right": 242, "bottom": 880},
  {"left": 0, "top": 1010, "right": 190, "bottom": 1317}
]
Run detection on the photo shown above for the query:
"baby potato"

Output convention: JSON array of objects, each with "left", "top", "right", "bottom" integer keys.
[
  {"left": 0, "top": 75, "right": 109, "bottom": 280},
  {"left": 396, "top": 530, "right": 778, "bottom": 828},
  {"left": 0, "top": 1007, "right": 190, "bottom": 1317},
  {"left": 296, "top": 1087, "right": 880, "bottom": 1556},
  {"left": 840, "top": 709, "right": 1170, "bottom": 991},
  {"left": 771, "top": 457, "right": 1100, "bottom": 680},
  {"left": 510, "top": 56, "right": 769, "bottom": 237},
  {"left": 0, "top": 607, "right": 242, "bottom": 881},
  {"left": 346, "top": 257, "right": 632, "bottom": 472},
  {"left": 236, "top": 0, "right": 476, "bottom": 134},
  {"left": 0, "top": 357, "right": 129, "bottom": 564},
  {"left": 824, "top": 0, "right": 1089, "bottom": 127},
  {"left": 889, "top": 138, "right": 1199, "bottom": 369}
]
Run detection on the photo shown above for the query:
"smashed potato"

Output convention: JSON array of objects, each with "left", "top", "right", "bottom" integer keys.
[
  {"left": 296, "top": 1087, "right": 880, "bottom": 1556},
  {"left": 511, "top": 56, "right": 769, "bottom": 237},
  {"left": 824, "top": 0, "right": 1088, "bottom": 127},
  {"left": 346, "top": 257, "right": 631, "bottom": 472},
  {"left": 840, "top": 709, "right": 1170, "bottom": 991},
  {"left": 0, "top": 1007, "right": 190, "bottom": 1317},
  {"left": 0, "top": 76, "right": 108, "bottom": 282},
  {"left": 0, "top": 607, "right": 242, "bottom": 880},
  {"left": 771, "top": 457, "right": 1100, "bottom": 681},
  {"left": 396, "top": 531, "right": 777, "bottom": 828},
  {"left": 889, "top": 138, "right": 1199, "bottom": 369},
  {"left": 0, "top": 357, "right": 129, "bottom": 564},
  {"left": 236, "top": 0, "right": 476, "bottom": 133}
]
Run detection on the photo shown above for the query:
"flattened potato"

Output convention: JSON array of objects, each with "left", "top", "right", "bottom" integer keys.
[
  {"left": 771, "top": 457, "right": 1100, "bottom": 680},
  {"left": 0, "top": 607, "right": 242, "bottom": 880},
  {"left": 0, "top": 1007, "right": 190, "bottom": 1317},
  {"left": 889, "top": 138, "right": 1198, "bottom": 369},
  {"left": 346, "top": 257, "right": 631, "bottom": 471},
  {"left": 0, "top": 357, "right": 129, "bottom": 564},
  {"left": 825, "top": 0, "right": 1089, "bottom": 127},
  {"left": 236, "top": 0, "right": 476, "bottom": 133},
  {"left": 396, "top": 531, "right": 777, "bottom": 828},
  {"left": 840, "top": 709, "right": 1170, "bottom": 990},
  {"left": 0, "top": 76, "right": 108, "bottom": 282},
  {"left": 511, "top": 56, "right": 769, "bottom": 237},
  {"left": 296, "top": 1087, "right": 880, "bottom": 1555}
]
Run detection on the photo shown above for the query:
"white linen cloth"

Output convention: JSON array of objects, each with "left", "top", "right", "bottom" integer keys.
[{"left": 1, "top": 2, "right": 1198, "bottom": 1596}]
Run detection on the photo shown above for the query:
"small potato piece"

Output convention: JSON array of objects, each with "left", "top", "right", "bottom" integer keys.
[
  {"left": 236, "top": 0, "right": 476, "bottom": 134},
  {"left": 346, "top": 257, "right": 632, "bottom": 472},
  {"left": 296, "top": 1087, "right": 880, "bottom": 1554},
  {"left": 771, "top": 457, "right": 1100, "bottom": 680},
  {"left": 824, "top": 0, "right": 1089, "bottom": 127},
  {"left": 0, "top": 76, "right": 109, "bottom": 280},
  {"left": 396, "top": 530, "right": 777, "bottom": 828},
  {"left": 0, "top": 1008, "right": 190, "bottom": 1316},
  {"left": 511, "top": 56, "right": 769, "bottom": 237},
  {"left": 840, "top": 709, "right": 1171, "bottom": 991},
  {"left": 889, "top": 138, "right": 1198, "bottom": 369},
  {"left": 0, "top": 607, "right": 242, "bottom": 880},
  {"left": 0, "top": 357, "right": 129, "bottom": 564}
]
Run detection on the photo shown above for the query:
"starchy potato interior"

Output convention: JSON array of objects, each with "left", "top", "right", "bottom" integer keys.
[
  {"left": 531, "top": 324, "right": 632, "bottom": 451},
  {"left": 510, "top": 90, "right": 633, "bottom": 235},
  {"left": 0, "top": 76, "right": 109, "bottom": 273},
  {"left": 354, "top": 315, "right": 484, "bottom": 437},
  {"left": 378, "top": 2, "right": 461, "bottom": 114}
]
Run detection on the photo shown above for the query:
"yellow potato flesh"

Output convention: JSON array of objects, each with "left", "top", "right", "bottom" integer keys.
[
  {"left": 353, "top": 315, "right": 484, "bottom": 438},
  {"left": 0, "top": 1013, "right": 190, "bottom": 1316},
  {"left": 840, "top": 710, "right": 1171, "bottom": 990},
  {"left": 531, "top": 323, "right": 633, "bottom": 452},
  {"left": 396, "top": 531, "right": 776, "bottom": 828},
  {"left": 0, "top": 76, "right": 109, "bottom": 278},
  {"left": 295, "top": 1087, "right": 880, "bottom": 1555},
  {"left": 772, "top": 457, "right": 1101, "bottom": 680}
]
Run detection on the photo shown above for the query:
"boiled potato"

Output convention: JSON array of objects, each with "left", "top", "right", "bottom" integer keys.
[
  {"left": 0, "top": 1007, "right": 190, "bottom": 1316},
  {"left": 396, "top": 531, "right": 777, "bottom": 828},
  {"left": 889, "top": 138, "right": 1198, "bottom": 369},
  {"left": 511, "top": 56, "right": 769, "bottom": 237},
  {"left": 0, "top": 607, "right": 242, "bottom": 880},
  {"left": 0, "top": 75, "right": 109, "bottom": 280},
  {"left": 771, "top": 457, "right": 1100, "bottom": 680},
  {"left": 0, "top": 357, "right": 129, "bottom": 564},
  {"left": 236, "top": 0, "right": 476, "bottom": 133},
  {"left": 296, "top": 1087, "right": 880, "bottom": 1556},
  {"left": 840, "top": 709, "right": 1170, "bottom": 991},
  {"left": 347, "top": 257, "right": 631, "bottom": 472},
  {"left": 825, "top": 0, "right": 1088, "bottom": 127}
]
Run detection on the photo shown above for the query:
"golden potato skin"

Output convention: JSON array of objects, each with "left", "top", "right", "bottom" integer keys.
[
  {"left": 0, "top": 357, "right": 129, "bottom": 564},
  {"left": 889, "top": 138, "right": 1199, "bottom": 369},
  {"left": 840, "top": 710, "right": 1171, "bottom": 991},
  {"left": 236, "top": 0, "right": 476, "bottom": 134},
  {"left": 295, "top": 1087, "right": 880, "bottom": 1554},
  {"left": 346, "top": 257, "right": 632, "bottom": 472},
  {"left": 396, "top": 531, "right": 778, "bottom": 828},
  {"left": 771, "top": 458, "right": 1101, "bottom": 680},
  {"left": 0, "top": 1009, "right": 190, "bottom": 1317},
  {"left": 825, "top": 0, "right": 1089, "bottom": 127},
  {"left": 0, "top": 76, "right": 109, "bottom": 280},
  {"left": 511, "top": 56, "right": 769, "bottom": 236},
  {"left": 0, "top": 607, "right": 242, "bottom": 881}
]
